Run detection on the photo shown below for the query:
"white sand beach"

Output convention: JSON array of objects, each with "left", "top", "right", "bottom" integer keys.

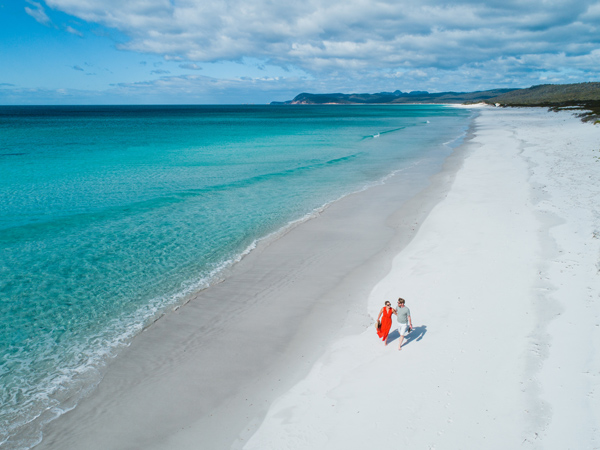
[
  {"left": 242, "top": 107, "right": 600, "bottom": 450},
  {"left": 35, "top": 107, "right": 599, "bottom": 450}
]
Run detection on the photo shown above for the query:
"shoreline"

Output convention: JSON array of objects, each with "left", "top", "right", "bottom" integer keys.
[
  {"left": 243, "top": 107, "right": 600, "bottom": 449},
  {"left": 32, "top": 111, "right": 476, "bottom": 449}
]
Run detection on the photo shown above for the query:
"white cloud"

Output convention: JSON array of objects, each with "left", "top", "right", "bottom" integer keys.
[
  {"left": 24, "top": 0, "right": 52, "bottom": 26},
  {"left": 179, "top": 63, "right": 203, "bottom": 70},
  {"left": 65, "top": 25, "right": 83, "bottom": 36},
  {"left": 109, "top": 73, "right": 312, "bottom": 103},
  {"left": 38, "top": 0, "right": 600, "bottom": 93}
]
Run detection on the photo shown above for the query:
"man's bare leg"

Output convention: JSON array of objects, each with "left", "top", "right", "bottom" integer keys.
[{"left": 398, "top": 335, "right": 404, "bottom": 351}]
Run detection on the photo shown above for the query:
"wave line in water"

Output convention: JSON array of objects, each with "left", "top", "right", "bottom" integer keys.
[
  {"left": 362, "top": 126, "right": 406, "bottom": 140},
  {"left": 0, "top": 153, "right": 362, "bottom": 241}
]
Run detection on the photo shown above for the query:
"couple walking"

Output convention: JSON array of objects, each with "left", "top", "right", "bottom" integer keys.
[{"left": 377, "top": 298, "right": 412, "bottom": 350}]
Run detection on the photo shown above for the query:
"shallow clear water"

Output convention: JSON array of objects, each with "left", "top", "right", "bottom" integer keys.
[{"left": 0, "top": 104, "right": 472, "bottom": 448}]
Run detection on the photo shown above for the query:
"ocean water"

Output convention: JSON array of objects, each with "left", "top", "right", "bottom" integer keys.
[{"left": 0, "top": 104, "right": 472, "bottom": 448}]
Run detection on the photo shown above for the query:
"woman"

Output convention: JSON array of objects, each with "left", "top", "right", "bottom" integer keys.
[{"left": 376, "top": 300, "right": 394, "bottom": 344}]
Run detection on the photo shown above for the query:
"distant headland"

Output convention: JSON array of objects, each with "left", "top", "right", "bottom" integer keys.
[
  {"left": 272, "top": 82, "right": 600, "bottom": 123},
  {"left": 271, "top": 88, "right": 513, "bottom": 105}
]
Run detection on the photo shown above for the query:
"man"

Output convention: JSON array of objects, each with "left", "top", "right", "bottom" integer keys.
[{"left": 394, "top": 297, "right": 412, "bottom": 351}]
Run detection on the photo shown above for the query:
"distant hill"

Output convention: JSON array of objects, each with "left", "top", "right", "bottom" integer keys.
[
  {"left": 271, "top": 89, "right": 518, "bottom": 105},
  {"left": 487, "top": 82, "right": 600, "bottom": 122},
  {"left": 488, "top": 82, "right": 600, "bottom": 105},
  {"left": 271, "top": 83, "right": 600, "bottom": 123}
]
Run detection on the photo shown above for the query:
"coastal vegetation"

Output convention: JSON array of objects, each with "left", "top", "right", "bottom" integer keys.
[{"left": 486, "top": 82, "right": 600, "bottom": 123}]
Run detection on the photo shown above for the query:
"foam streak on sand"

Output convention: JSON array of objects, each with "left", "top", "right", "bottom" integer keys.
[{"left": 243, "top": 108, "right": 600, "bottom": 449}]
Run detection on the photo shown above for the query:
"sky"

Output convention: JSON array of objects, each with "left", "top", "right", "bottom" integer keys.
[{"left": 1, "top": 0, "right": 599, "bottom": 104}]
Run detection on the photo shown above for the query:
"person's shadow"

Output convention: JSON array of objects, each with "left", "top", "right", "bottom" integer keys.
[{"left": 386, "top": 325, "right": 427, "bottom": 347}]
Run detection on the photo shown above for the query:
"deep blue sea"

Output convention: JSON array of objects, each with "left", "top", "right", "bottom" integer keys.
[{"left": 0, "top": 104, "right": 472, "bottom": 448}]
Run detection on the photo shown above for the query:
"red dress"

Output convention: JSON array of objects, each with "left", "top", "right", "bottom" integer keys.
[{"left": 377, "top": 307, "right": 393, "bottom": 341}]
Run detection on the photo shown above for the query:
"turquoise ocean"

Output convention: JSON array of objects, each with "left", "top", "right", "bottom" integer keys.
[{"left": 0, "top": 105, "right": 472, "bottom": 448}]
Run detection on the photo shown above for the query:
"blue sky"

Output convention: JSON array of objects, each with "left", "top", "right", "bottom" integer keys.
[{"left": 1, "top": 0, "right": 599, "bottom": 104}]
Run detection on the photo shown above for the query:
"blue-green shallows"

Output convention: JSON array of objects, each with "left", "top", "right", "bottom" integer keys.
[{"left": 0, "top": 104, "right": 471, "bottom": 448}]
